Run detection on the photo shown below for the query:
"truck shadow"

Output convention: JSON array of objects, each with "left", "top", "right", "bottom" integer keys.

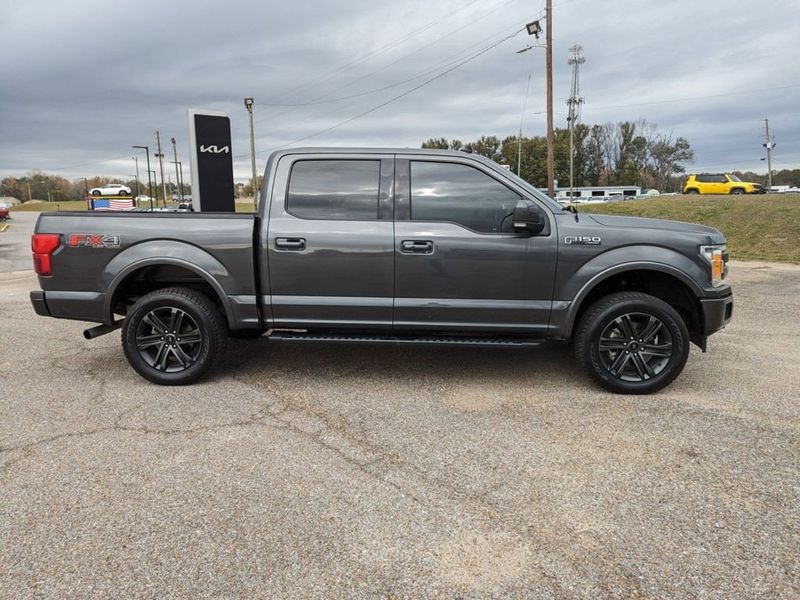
[{"left": 219, "top": 338, "right": 590, "bottom": 391}]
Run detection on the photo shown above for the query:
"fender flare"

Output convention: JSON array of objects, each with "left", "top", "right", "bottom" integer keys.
[
  {"left": 102, "top": 242, "right": 235, "bottom": 327},
  {"left": 562, "top": 259, "right": 705, "bottom": 338}
]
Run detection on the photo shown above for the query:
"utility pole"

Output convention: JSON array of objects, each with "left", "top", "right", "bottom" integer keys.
[
  {"left": 244, "top": 98, "right": 259, "bottom": 208},
  {"left": 545, "top": 0, "right": 554, "bottom": 197},
  {"left": 566, "top": 44, "right": 585, "bottom": 202},
  {"left": 170, "top": 137, "right": 182, "bottom": 201},
  {"left": 763, "top": 118, "right": 775, "bottom": 190},
  {"left": 517, "top": 74, "right": 531, "bottom": 177},
  {"left": 155, "top": 131, "right": 168, "bottom": 207},
  {"left": 27, "top": 182, "right": 32, "bottom": 202}
]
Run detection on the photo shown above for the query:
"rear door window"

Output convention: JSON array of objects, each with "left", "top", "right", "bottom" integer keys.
[{"left": 287, "top": 160, "right": 380, "bottom": 220}]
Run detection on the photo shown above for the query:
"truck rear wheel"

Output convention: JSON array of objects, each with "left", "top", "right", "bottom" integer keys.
[
  {"left": 122, "top": 287, "right": 227, "bottom": 385},
  {"left": 574, "top": 292, "right": 690, "bottom": 394}
]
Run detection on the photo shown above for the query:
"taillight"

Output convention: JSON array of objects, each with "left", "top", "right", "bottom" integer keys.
[{"left": 31, "top": 233, "right": 61, "bottom": 275}]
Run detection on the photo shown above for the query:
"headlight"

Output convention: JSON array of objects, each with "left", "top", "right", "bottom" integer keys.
[{"left": 700, "top": 244, "right": 727, "bottom": 287}]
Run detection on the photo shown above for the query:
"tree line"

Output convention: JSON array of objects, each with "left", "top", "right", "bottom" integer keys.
[
  {"left": 423, "top": 120, "right": 698, "bottom": 191},
  {"left": 0, "top": 172, "right": 189, "bottom": 202}
]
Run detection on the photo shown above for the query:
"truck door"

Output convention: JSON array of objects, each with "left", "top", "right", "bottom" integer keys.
[
  {"left": 266, "top": 153, "right": 394, "bottom": 329},
  {"left": 393, "top": 156, "right": 557, "bottom": 334}
]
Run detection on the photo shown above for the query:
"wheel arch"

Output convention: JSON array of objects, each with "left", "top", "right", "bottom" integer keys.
[
  {"left": 563, "top": 262, "right": 705, "bottom": 343},
  {"left": 102, "top": 242, "right": 235, "bottom": 328}
]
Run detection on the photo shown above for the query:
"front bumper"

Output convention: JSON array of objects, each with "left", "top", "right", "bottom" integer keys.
[{"left": 701, "top": 294, "right": 733, "bottom": 336}]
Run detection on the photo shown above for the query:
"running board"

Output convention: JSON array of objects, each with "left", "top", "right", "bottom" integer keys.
[{"left": 267, "top": 332, "right": 544, "bottom": 348}]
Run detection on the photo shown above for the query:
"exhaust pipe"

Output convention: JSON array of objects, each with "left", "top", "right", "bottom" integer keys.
[{"left": 84, "top": 320, "right": 123, "bottom": 340}]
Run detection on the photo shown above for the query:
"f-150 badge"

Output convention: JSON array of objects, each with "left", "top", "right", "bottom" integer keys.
[
  {"left": 564, "top": 236, "right": 601, "bottom": 245},
  {"left": 68, "top": 234, "right": 121, "bottom": 248},
  {"left": 564, "top": 235, "right": 603, "bottom": 246}
]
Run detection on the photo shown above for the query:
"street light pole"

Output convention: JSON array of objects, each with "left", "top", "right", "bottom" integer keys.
[
  {"left": 171, "top": 161, "right": 184, "bottom": 201},
  {"left": 155, "top": 131, "right": 168, "bottom": 207},
  {"left": 178, "top": 161, "right": 185, "bottom": 201},
  {"left": 545, "top": 0, "right": 555, "bottom": 197},
  {"left": 244, "top": 97, "right": 259, "bottom": 208},
  {"left": 80, "top": 177, "right": 92, "bottom": 210},
  {"left": 170, "top": 137, "right": 182, "bottom": 201},
  {"left": 132, "top": 156, "right": 141, "bottom": 202},
  {"left": 132, "top": 145, "right": 154, "bottom": 210},
  {"left": 517, "top": 73, "right": 531, "bottom": 177}
]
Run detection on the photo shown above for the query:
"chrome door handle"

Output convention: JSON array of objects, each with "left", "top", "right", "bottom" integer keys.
[
  {"left": 275, "top": 237, "right": 306, "bottom": 251},
  {"left": 400, "top": 240, "right": 434, "bottom": 254}
]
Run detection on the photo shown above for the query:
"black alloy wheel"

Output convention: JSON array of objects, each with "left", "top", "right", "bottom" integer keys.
[
  {"left": 135, "top": 307, "right": 202, "bottom": 373},
  {"left": 122, "top": 287, "right": 226, "bottom": 385},
  {"left": 574, "top": 292, "right": 690, "bottom": 394},
  {"left": 597, "top": 312, "right": 673, "bottom": 382}
]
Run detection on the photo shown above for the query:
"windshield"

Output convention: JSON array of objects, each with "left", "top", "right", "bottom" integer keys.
[{"left": 729, "top": 174, "right": 742, "bottom": 182}]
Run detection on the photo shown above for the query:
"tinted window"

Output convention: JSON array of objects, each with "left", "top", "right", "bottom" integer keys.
[
  {"left": 288, "top": 160, "right": 380, "bottom": 220},
  {"left": 410, "top": 161, "right": 521, "bottom": 233}
]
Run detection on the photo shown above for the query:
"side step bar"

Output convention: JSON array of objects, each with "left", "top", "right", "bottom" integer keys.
[{"left": 267, "top": 332, "right": 544, "bottom": 348}]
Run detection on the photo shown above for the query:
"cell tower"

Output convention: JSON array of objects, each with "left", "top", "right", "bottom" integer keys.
[{"left": 566, "top": 44, "right": 586, "bottom": 200}]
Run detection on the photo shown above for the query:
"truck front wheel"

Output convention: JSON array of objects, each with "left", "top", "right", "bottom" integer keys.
[
  {"left": 122, "top": 287, "right": 227, "bottom": 385},
  {"left": 574, "top": 292, "right": 690, "bottom": 394}
]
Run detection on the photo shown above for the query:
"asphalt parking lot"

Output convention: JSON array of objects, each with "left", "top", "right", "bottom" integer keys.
[{"left": 1, "top": 214, "right": 799, "bottom": 598}]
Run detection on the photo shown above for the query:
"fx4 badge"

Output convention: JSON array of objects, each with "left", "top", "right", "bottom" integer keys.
[
  {"left": 564, "top": 236, "right": 601, "bottom": 246},
  {"left": 69, "top": 234, "right": 121, "bottom": 248}
]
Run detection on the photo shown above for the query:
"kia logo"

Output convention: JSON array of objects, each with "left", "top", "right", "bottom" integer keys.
[{"left": 199, "top": 145, "right": 230, "bottom": 154}]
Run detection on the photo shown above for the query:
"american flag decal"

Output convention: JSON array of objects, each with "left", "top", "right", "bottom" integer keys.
[{"left": 93, "top": 198, "right": 134, "bottom": 211}]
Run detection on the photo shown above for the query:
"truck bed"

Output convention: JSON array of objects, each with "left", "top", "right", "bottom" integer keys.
[{"left": 32, "top": 211, "right": 259, "bottom": 327}]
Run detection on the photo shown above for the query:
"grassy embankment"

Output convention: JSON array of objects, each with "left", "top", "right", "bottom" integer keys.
[{"left": 581, "top": 194, "right": 800, "bottom": 263}]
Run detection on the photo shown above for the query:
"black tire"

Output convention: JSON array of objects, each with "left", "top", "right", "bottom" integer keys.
[
  {"left": 119, "top": 189, "right": 128, "bottom": 196},
  {"left": 685, "top": 188, "right": 699, "bottom": 195},
  {"left": 122, "top": 287, "right": 227, "bottom": 385},
  {"left": 574, "top": 292, "right": 690, "bottom": 394},
  {"left": 229, "top": 328, "right": 265, "bottom": 339},
  {"left": 730, "top": 188, "right": 745, "bottom": 195},
  {"left": 91, "top": 190, "right": 101, "bottom": 196}
]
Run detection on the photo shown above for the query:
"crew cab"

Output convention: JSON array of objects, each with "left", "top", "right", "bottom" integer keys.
[{"left": 30, "top": 148, "right": 733, "bottom": 393}]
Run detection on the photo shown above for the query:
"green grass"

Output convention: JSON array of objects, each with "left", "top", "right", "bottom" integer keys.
[
  {"left": 11, "top": 200, "right": 88, "bottom": 211},
  {"left": 580, "top": 193, "right": 800, "bottom": 263}
]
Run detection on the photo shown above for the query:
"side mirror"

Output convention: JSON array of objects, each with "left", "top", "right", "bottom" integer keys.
[{"left": 512, "top": 204, "right": 545, "bottom": 235}]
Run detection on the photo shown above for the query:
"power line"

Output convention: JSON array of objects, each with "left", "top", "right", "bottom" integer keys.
[
  {"left": 265, "top": 0, "right": 486, "bottom": 106},
  {"left": 244, "top": 27, "right": 527, "bottom": 157},
  {"left": 257, "top": 20, "right": 528, "bottom": 109},
  {"left": 255, "top": 0, "right": 528, "bottom": 120}
]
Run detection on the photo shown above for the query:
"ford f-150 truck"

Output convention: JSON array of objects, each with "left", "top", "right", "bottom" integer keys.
[{"left": 30, "top": 148, "right": 733, "bottom": 393}]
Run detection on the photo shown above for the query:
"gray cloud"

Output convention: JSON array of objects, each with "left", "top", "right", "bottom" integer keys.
[{"left": 1, "top": 0, "right": 798, "bottom": 182}]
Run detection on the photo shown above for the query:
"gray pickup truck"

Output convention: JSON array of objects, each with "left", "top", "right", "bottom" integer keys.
[{"left": 30, "top": 148, "right": 732, "bottom": 393}]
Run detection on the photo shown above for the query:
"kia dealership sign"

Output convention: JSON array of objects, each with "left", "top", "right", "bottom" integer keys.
[{"left": 188, "top": 109, "right": 235, "bottom": 212}]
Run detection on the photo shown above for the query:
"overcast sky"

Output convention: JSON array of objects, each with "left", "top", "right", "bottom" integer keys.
[{"left": 1, "top": 0, "right": 798, "bottom": 184}]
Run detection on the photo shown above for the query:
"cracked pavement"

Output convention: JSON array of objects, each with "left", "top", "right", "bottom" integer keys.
[{"left": 1, "top": 260, "right": 799, "bottom": 598}]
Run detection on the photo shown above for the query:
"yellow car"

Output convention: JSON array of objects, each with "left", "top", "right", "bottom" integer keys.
[{"left": 683, "top": 173, "right": 762, "bottom": 195}]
